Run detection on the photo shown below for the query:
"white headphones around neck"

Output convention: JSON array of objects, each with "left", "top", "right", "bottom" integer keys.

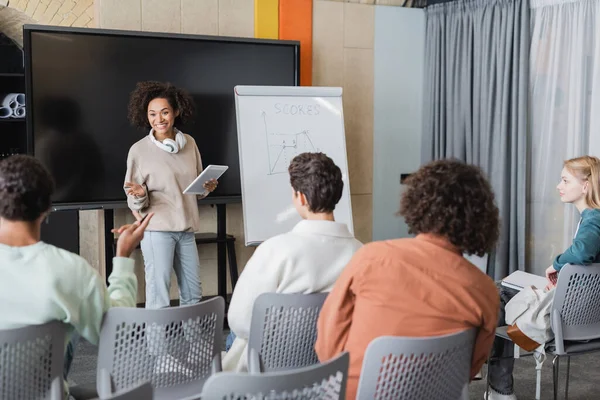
[{"left": 149, "top": 128, "right": 187, "bottom": 154}]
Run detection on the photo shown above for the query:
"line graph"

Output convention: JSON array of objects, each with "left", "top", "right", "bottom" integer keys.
[{"left": 263, "top": 112, "right": 318, "bottom": 175}]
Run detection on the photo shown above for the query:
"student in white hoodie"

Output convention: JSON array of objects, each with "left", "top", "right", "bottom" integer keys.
[
  {"left": 223, "top": 152, "right": 363, "bottom": 372},
  {"left": 0, "top": 155, "right": 152, "bottom": 381}
]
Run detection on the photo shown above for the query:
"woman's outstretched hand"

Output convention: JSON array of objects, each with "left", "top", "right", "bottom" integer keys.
[{"left": 125, "top": 181, "right": 145, "bottom": 197}]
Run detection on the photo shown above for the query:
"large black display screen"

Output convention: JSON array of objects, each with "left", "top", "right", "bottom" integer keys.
[{"left": 25, "top": 27, "right": 299, "bottom": 207}]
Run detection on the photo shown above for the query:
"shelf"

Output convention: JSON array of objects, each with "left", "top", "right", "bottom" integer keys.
[
  {"left": 0, "top": 119, "right": 25, "bottom": 123},
  {"left": 0, "top": 73, "right": 24, "bottom": 77}
]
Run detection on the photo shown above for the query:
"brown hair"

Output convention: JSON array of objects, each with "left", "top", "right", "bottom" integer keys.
[
  {"left": 127, "top": 81, "right": 195, "bottom": 129},
  {"left": 0, "top": 155, "right": 55, "bottom": 222},
  {"left": 399, "top": 159, "right": 500, "bottom": 256},
  {"left": 288, "top": 152, "right": 343, "bottom": 213},
  {"left": 564, "top": 156, "right": 600, "bottom": 209}
]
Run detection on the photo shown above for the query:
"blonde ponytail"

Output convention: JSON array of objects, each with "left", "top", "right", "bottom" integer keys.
[{"left": 564, "top": 156, "right": 600, "bottom": 209}]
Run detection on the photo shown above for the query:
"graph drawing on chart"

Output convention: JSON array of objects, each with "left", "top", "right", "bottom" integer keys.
[{"left": 262, "top": 112, "right": 318, "bottom": 175}]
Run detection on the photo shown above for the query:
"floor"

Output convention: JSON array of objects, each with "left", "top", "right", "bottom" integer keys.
[{"left": 67, "top": 336, "right": 600, "bottom": 399}]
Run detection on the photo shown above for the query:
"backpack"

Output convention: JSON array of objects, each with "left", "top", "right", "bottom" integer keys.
[
  {"left": 505, "top": 286, "right": 555, "bottom": 352},
  {"left": 505, "top": 286, "right": 555, "bottom": 399}
]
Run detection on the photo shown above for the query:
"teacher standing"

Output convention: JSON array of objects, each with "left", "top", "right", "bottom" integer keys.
[{"left": 124, "top": 81, "right": 217, "bottom": 309}]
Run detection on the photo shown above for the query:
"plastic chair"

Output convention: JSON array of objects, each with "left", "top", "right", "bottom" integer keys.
[
  {"left": 488, "top": 263, "right": 600, "bottom": 400},
  {"left": 356, "top": 329, "right": 476, "bottom": 400},
  {"left": 464, "top": 253, "right": 488, "bottom": 274},
  {"left": 247, "top": 292, "right": 328, "bottom": 373},
  {"left": 94, "top": 381, "right": 153, "bottom": 399},
  {"left": 202, "top": 351, "right": 349, "bottom": 400},
  {"left": 0, "top": 321, "right": 67, "bottom": 400},
  {"left": 94, "top": 297, "right": 224, "bottom": 400}
]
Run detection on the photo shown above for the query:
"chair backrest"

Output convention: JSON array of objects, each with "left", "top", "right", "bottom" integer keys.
[
  {"left": 248, "top": 292, "right": 328, "bottom": 372},
  {"left": 0, "top": 321, "right": 67, "bottom": 400},
  {"left": 463, "top": 253, "right": 488, "bottom": 274},
  {"left": 552, "top": 263, "right": 600, "bottom": 346},
  {"left": 202, "top": 351, "right": 349, "bottom": 400},
  {"left": 96, "top": 297, "right": 224, "bottom": 400},
  {"left": 96, "top": 381, "right": 153, "bottom": 400},
  {"left": 356, "top": 329, "right": 476, "bottom": 400}
]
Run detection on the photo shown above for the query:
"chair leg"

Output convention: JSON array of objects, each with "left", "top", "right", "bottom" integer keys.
[
  {"left": 485, "top": 355, "right": 491, "bottom": 398},
  {"left": 226, "top": 241, "right": 239, "bottom": 289},
  {"left": 565, "top": 356, "right": 571, "bottom": 400},
  {"left": 552, "top": 355, "right": 560, "bottom": 400}
]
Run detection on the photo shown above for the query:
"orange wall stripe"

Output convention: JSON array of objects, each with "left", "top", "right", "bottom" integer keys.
[
  {"left": 278, "top": 0, "right": 313, "bottom": 86},
  {"left": 255, "top": 0, "right": 279, "bottom": 40}
]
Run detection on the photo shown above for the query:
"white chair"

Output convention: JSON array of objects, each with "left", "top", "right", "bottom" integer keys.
[
  {"left": 93, "top": 381, "right": 153, "bottom": 400},
  {"left": 0, "top": 321, "right": 67, "bottom": 400},
  {"left": 247, "top": 292, "right": 328, "bottom": 373},
  {"left": 202, "top": 352, "right": 349, "bottom": 400},
  {"left": 464, "top": 253, "right": 488, "bottom": 274},
  {"left": 356, "top": 329, "right": 476, "bottom": 400},
  {"left": 72, "top": 297, "right": 224, "bottom": 400},
  {"left": 487, "top": 263, "right": 600, "bottom": 400}
]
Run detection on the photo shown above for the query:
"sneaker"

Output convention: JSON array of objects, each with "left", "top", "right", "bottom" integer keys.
[
  {"left": 473, "top": 369, "right": 483, "bottom": 380},
  {"left": 154, "top": 354, "right": 192, "bottom": 376},
  {"left": 484, "top": 388, "right": 517, "bottom": 400}
]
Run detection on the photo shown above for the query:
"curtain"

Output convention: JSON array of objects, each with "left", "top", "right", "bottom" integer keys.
[
  {"left": 422, "top": 0, "right": 529, "bottom": 279},
  {"left": 528, "top": 0, "right": 600, "bottom": 275}
]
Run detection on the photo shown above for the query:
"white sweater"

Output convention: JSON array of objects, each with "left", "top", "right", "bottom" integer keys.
[{"left": 223, "top": 220, "right": 363, "bottom": 372}]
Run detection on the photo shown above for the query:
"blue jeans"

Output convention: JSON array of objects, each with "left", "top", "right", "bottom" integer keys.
[
  {"left": 63, "top": 333, "right": 80, "bottom": 379},
  {"left": 226, "top": 331, "right": 236, "bottom": 351},
  {"left": 141, "top": 231, "right": 202, "bottom": 309},
  {"left": 488, "top": 283, "right": 519, "bottom": 395}
]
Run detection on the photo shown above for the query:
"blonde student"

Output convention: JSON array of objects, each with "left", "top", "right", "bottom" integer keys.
[{"left": 487, "top": 155, "right": 600, "bottom": 400}]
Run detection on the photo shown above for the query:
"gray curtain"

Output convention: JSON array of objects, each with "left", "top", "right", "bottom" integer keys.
[{"left": 422, "top": 0, "right": 529, "bottom": 280}]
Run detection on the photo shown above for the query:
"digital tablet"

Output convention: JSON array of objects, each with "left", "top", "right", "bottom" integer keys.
[{"left": 183, "top": 165, "right": 229, "bottom": 195}]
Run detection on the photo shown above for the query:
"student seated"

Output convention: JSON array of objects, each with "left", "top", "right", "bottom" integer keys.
[
  {"left": 0, "top": 155, "right": 152, "bottom": 382},
  {"left": 315, "top": 159, "right": 501, "bottom": 399},
  {"left": 223, "top": 152, "right": 363, "bottom": 372},
  {"left": 486, "top": 155, "right": 600, "bottom": 400}
]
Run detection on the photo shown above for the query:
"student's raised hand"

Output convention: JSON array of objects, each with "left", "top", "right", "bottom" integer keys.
[
  {"left": 203, "top": 178, "right": 218, "bottom": 193},
  {"left": 125, "top": 181, "right": 145, "bottom": 197},
  {"left": 114, "top": 213, "right": 154, "bottom": 257}
]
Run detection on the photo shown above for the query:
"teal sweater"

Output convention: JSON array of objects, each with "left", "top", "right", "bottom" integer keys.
[{"left": 553, "top": 208, "right": 600, "bottom": 271}]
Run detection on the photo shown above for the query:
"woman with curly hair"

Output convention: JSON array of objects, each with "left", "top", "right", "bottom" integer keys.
[
  {"left": 315, "top": 159, "right": 500, "bottom": 400},
  {"left": 124, "top": 81, "right": 217, "bottom": 310}
]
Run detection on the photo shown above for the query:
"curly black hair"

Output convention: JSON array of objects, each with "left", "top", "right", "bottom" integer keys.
[
  {"left": 399, "top": 159, "right": 499, "bottom": 256},
  {"left": 0, "top": 155, "right": 55, "bottom": 222},
  {"left": 289, "top": 152, "right": 344, "bottom": 213},
  {"left": 127, "top": 81, "right": 195, "bottom": 129}
]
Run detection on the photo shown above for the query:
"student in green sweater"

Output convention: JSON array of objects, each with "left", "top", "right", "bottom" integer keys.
[
  {"left": 0, "top": 155, "right": 153, "bottom": 379},
  {"left": 486, "top": 155, "right": 600, "bottom": 400}
]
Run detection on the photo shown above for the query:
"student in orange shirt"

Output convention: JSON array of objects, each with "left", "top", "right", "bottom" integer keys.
[{"left": 315, "top": 159, "right": 501, "bottom": 399}]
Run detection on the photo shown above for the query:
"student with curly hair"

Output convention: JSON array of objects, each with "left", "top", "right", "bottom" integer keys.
[
  {"left": 124, "top": 81, "right": 216, "bottom": 310},
  {"left": 315, "top": 159, "right": 501, "bottom": 400},
  {"left": 0, "top": 155, "right": 151, "bottom": 388}
]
